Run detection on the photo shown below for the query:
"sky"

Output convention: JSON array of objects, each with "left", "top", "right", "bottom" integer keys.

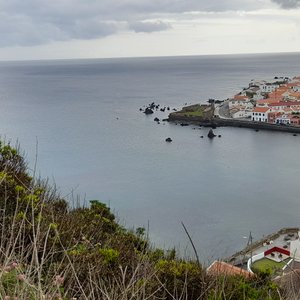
[{"left": 0, "top": 0, "right": 299, "bottom": 60}]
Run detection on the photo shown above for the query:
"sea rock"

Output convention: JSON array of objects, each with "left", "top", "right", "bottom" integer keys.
[
  {"left": 180, "top": 123, "right": 189, "bottom": 126},
  {"left": 149, "top": 102, "right": 156, "bottom": 109},
  {"left": 167, "top": 107, "right": 170, "bottom": 111},
  {"left": 207, "top": 129, "right": 216, "bottom": 139},
  {"left": 200, "top": 136, "right": 204, "bottom": 138},
  {"left": 160, "top": 107, "right": 166, "bottom": 112},
  {"left": 293, "top": 134, "right": 297, "bottom": 136},
  {"left": 144, "top": 107, "right": 154, "bottom": 115},
  {"left": 218, "top": 135, "right": 222, "bottom": 138},
  {"left": 165, "top": 137, "right": 172, "bottom": 142},
  {"left": 154, "top": 117, "right": 160, "bottom": 122},
  {"left": 162, "top": 118, "right": 169, "bottom": 122}
]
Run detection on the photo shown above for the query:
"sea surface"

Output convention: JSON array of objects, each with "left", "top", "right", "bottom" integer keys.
[{"left": 0, "top": 52, "right": 300, "bottom": 261}]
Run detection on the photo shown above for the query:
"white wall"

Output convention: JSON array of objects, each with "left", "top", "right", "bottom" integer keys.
[
  {"left": 290, "top": 240, "right": 300, "bottom": 261},
  {"left": 252, "top": 112, "right": 268, "bottom": 122},
  {"left": 247, "top": 252, "right": 264, "bottom": 273}
]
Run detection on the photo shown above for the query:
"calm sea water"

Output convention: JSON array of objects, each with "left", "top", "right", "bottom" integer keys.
[{"left": 0, "top": 53, "right": 300, "bottom": 261}]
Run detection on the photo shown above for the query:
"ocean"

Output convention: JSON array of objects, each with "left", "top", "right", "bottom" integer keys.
[{"left": 0, "top": 52, "right": 300, "bottom": 261}]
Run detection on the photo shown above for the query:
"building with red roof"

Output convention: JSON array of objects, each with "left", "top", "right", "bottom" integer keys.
[
  {"left": 207, "top": 261, "right": 254, "bottom": 278},
  {"left": 252, "top": 107, "right": 270, "bottom": 122}
]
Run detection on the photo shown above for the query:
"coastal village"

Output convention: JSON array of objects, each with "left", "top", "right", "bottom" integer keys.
[
  {"left": 207, "top": 227, "right": 300, "bottom": 295},
  {"left": 155, "top": 75, "right": 300, "bottom": 136},
  {"left": 225, "top": 75, "right": 300, "bottom": 126}
]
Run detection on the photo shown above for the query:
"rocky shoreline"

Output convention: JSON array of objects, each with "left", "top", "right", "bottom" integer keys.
[{"left": 168, "top": 106, "right": 300, "bottom": 134}]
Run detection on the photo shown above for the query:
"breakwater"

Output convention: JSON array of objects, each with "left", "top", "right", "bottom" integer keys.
[{"left": 168, "top": 115, "right": 300, "bottom": 134}]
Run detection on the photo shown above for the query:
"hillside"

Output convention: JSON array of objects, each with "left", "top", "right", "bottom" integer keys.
[{"left": 0, "top": 140, "right": 290, "bottom": 299}]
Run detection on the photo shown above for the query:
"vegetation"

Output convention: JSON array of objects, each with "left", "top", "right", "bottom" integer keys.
[
  {"left": 169, "top": 104, "right": 214, "bottom": 120},
  {"left": 0, "top": 140, "right": 292, "bottom": 299},
  {"left": 251, "top": 258, "right": 288, "bottom": 275}
]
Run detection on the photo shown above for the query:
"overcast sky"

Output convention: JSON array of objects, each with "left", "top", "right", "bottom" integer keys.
[{"left": 0, "top": 0, "right": 299, "bottom": 60}]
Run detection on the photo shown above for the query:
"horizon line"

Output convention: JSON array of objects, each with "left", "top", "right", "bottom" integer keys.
[{"left": 0, "top": 50, "right": 299, "bottom": 63}]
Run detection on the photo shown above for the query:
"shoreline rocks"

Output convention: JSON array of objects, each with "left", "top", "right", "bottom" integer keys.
[
  {"left": 144, "top": 107, "right": 154, "bottom": 115},
  {"left": 207, "top": 129, "right": 216, "bottom": 139}
]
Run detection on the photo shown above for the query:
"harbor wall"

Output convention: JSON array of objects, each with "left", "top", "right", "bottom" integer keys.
[{"left": 168, "top": 115, "right": 300, "bottom": 134}]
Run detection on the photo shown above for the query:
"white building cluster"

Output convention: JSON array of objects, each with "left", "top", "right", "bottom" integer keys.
[{"left": 227, "top": 76, "right": 300, "bottom": 126}]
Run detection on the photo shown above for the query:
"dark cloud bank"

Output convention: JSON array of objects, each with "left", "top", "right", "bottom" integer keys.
[
  {"left": 271, "top": 0, "right": 300, "bottom": 8},
  {"left": 0, "top": 0, "right": 296, "bottom": 47}
]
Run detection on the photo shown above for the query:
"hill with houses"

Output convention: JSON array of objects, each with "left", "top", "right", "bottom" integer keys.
[{"left": 228, "top": 76, "right": 300, "bottom": 126}]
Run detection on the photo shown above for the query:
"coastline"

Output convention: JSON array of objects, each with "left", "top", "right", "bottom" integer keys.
[{"left": 168, "top": 113, "right": 300, "bottom": 134}]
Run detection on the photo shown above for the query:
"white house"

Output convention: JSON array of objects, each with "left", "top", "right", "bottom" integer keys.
[
  {"left": 269, "top": 101, "right": 300, "bottom": 113},
  {"left": 231, "top": 108, "right": 253, "bottom": 119},
  {"left": 252, "top": 107, "right": 270, "bottom": 122},
  {"left": 261, "top": 83, "right": 278, "bottom": 93},
  {"left": 229, "top": 95, "right": 250, "bottom": 109},
  {"left": 275, "top": 114, "right": 291, "bottom": 125}
]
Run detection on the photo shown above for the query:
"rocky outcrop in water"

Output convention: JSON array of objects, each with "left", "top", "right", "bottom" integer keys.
[
  {"left": 144, "top": 107, "right": 154, "bottom": 115},
  {"left": 207, "top": 129, "right": 216, "bottom": 139}
]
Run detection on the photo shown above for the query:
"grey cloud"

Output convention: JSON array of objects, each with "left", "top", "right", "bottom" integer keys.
[
  {"left": 129, "top": 21, "right": 171, "bottom": 33},
  {"left": 0, "top": 0, "right": 271, "bottom": 47},
  {"left": 61, "top": 20, "right": 120, "bottom": 40},
  {"left": 271, "top": 0, "right": 300, "bottom": 8}
]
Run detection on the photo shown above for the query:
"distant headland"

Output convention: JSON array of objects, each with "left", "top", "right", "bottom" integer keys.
[{"left": 167, "top": 75, "right": 300, "bottom": 134}]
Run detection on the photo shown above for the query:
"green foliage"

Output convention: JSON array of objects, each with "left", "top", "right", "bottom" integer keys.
[
  {"left": 155, "top": 259, "right": 204, "bottom": 298},
  {"left": 208, "top": 275, "right": 280, "bottom": 300},
  {"left": 251, "top": 258, "right": 287, "bottom": 275},
  {"left": 98, "top": 248, "right": 120, "bottom": 264},
  {"left": 1, "top": 269, "right": 19, "bottom": 294},
  {"left": 68, "top": 243, "right": 88, "bottom": 256},
  {"left": 136, "top": 227, "right": 145, "bottom": 236},
  {"left": 170, "top": 104, "right": 214, "bottom": 120}
]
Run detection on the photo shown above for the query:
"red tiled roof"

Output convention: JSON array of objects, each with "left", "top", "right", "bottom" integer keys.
[
  {"left": 269, "top": 101, "right": 300, "bottom": 107},
  {"left": 268, "top": 88, "right": 288, "bottom": 99},
  {"left": 207, "top": 261, "right": 254, "bottom": 278},
  {"left": 233, "top": 95, "right": 249, "bottom": 101},
  {"left": 253, "top": 107, "right": 269, "bottom": 113},
  {"left": 287, "top": 92, "right": 300, "bottom": 99},
  {"left": 256, "top": 98, "right": 280, "bottom": 104},
  {"left": 287, "top": 82, "right": 300, "bottom": 87},
  {"left": 268, "top": 112, "right": 283, "bottom": 117}
]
